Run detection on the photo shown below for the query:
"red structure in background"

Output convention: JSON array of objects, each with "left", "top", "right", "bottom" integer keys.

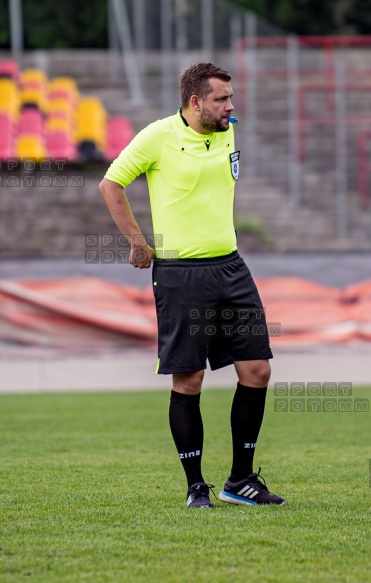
[
  {"left": 237, "top": 35, "right": 371, "bottom": 207},
  {"left": 298, "top": 83, "right": 371, "bottom": 161},
  {"left": 1, "top": 276, "right": 370, "bottom": 348},
  {"left": 237, "top": 35, "right": 371, "bottom": 89},
  {"left": 357, "top": 131, "right": 371, "bottom": 208}
]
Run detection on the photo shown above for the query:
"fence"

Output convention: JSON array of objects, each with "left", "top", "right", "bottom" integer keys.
[
  {"left": 3, "top": 0, "right": 371, "bottom": 248},
  {"left": 106, "top": 1, "right": 371, "bottom": 244}
]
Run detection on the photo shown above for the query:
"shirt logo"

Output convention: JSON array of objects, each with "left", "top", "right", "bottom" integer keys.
[{"left": 230, "top": 151, "right": 240, "bottom": 180}]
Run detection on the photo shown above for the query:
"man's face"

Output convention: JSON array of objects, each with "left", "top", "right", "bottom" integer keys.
[{"left": 198, "top": 78, "right": 234, "bottom": 133}]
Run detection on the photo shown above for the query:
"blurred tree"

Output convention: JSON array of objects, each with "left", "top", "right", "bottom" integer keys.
[
  {"left": 0, "top": 0, "right": 107, "bottom": 49},
  {"left": 1, "top": 0, "right": 371, "bottom": 50},
  {"left": 229, "top": 0, "right": 371, "bottom": 34},
  {"left": 346, "top": 0, "right": 371, "bottom": 34},
  {"left": 0, "top": 0, "right": 10, "bottom": 47}
]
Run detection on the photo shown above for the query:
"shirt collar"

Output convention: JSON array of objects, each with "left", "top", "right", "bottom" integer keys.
[{"left": 179, "top": 108, "right": 189, "bottom": 127}]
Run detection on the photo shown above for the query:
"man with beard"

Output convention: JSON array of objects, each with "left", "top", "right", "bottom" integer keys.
[{"left": 99, "top": 62, "right": 285, "bottom": 509}]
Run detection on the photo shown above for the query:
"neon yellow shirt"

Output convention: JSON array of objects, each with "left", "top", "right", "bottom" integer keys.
[{"left": 105, "top": 110, "right": 238, "bottom": 258}]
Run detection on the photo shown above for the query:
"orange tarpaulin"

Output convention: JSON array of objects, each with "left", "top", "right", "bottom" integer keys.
[
  {"left": 257, "top": 276, "right": 355, "bottom": 344},
  {"left": 343, "top": 280, "right": 371, "bottom": 340},
  {"left": 0, "top": 276, "right": 370, "bottom": 348},
  {"left": 0, "top": 277, "right": 157, "bottom": 348}
]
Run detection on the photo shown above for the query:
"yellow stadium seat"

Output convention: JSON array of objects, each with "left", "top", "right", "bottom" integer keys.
[
  {"left": 49, "top": 77, "right": 79, "bottom": 101},
  {"left": 75, "top": 119, "right": 105, "bottom": 147},
  {"left": 48, "top": 98, "right": 72, "bottom": 112},
  {"left": 16, "top": 135, "right": 47, "bottom": 159},
  {"left": 76, "top": 113, "right": 105, "bottom": 127},
  {"left": 0, "top": 79, "right": 19, "bottom": 121},
  {"left": 75, "top": 97, "right": 107, "bottom": 150},
  {"left": 75, "top": 127, "right": 105, "bottom": 150},
  {"left": 20, "top": 69, "right": 48, "bottom": 88},
  {"left": 46, "top": 117, "right": 74, "bottom": 138},
  {"left": 78, "top": 96, "right": 105, "bottom": 112},
  {"left": 47, "top": 99, "right": 75, "bottom": 125},
  {"left": 77, "top": 98, "right": 106, "bottom": 124},
  {"left": 20, "top": 89, "right": 48, "bottom": 112}
]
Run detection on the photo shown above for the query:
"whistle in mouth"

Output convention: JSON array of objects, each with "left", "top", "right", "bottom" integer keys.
[{"left": 227, "top": 116, "right": 238, "bottom": 124}]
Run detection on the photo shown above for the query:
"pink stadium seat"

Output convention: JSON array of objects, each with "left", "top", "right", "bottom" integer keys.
[
  {"left": 46, "top": 131, "right": 77, "bottom": 161},
  {"left": 49, "top": 88, "right": 74, "bottom": 103},
  {"left": 105, "top": 116, "right": 135, "bottom": 160},
  {"left": 18, "top": 109, "right": 44, "bottom": 136},
  {"left": 107, "top": 116, "right": 133, "bottom": 132},
  {"left": 0, "top": 112, "right": 13, "bottom": 134},
  {"left": 0, "top": 146, "right": 12, "bottom": 158},
  {"left": 0, "top": 113, "right": 14, "bottom": 156},
  {"left": 0, "top": 60, "right": 19, "bottom": 80}
]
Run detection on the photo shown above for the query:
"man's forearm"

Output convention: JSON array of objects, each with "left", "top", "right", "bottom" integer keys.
[
  {"left": 99, "top": 177, "right": 155, "bottom": 268},
  {"left": 99, "top": 178, "right": 146, "bottom": 246}
]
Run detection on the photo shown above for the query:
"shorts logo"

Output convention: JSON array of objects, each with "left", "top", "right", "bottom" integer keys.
[{"left": 230, "top": 151, "right": 240, "bottom": 180}]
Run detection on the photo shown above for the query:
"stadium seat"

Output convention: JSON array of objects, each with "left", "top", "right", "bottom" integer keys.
[
  {"left": 46, "top": 132, "right": 77, "bottom": 161},
  {"left": 0, "top": 113, "right": 14, "bottom": 157},
  {"left": 46, "top": 116, "right": 74, "bottom": 139},
  {"left": 18, "top": 109, "right": 44, "bottom": 136},
  {"left": 20, "top": 88, "right": 47, "bottom": 113},
  {"left": 76, "top": 97, "right": 107, "bottom": 151},
  {"left": 0, "top": 65, "right": 134, "bottom": 162},
  {"left": 15, "top": 135, "right": 47, "bottom": 159},
  {"left": 76, "top": 97, "right": 107, "bottom": 153},
  {"left": 105, "top": 116, "right": 135, "bottom": 159},
  {"left": 75, "top": 121, "right": 105, "bottom": 150},
  {"left": 47, "top": 99, "right": 75, "bottom": 131},
  {"left": 47, "top": 94, "right": 77, "bottom": 149},
  {"left": 20, "top": 69, "right": 48, "bottom": 90},
  {"left": 48, "top": 97, "right": 74, "bottom": 113},
  {"left": 0, "top": 79, "right": 19, "bottom": 121},
  {"left": 77, "top": 96, "right": 105, "bottom": 113},
  {"left": 0, "top": 113, "right": 13, "bottom": 140},
  {"left": 0, "top": 59, "right": 19, "bottom": 80},
  {"left": 49, "top": 77, "right": 79, "bottom": 105}
]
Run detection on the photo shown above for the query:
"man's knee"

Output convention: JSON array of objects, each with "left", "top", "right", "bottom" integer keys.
[
  {"left": 235, "top": 359, "right": 271, "bottom": 387},
  {"left": 253, "top": 360, "right": 271, "bottom": 386},
  {"left": 173, "top": 370, "right": 204, "bottom": 395}
]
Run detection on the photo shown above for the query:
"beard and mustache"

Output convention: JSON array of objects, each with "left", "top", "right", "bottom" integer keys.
[{"left": 199, "top": 106, "right": 229, "bottom": 133}]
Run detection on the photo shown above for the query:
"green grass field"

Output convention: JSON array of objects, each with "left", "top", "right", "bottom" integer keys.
[{"left": 1, "top": 387, "right": 370, "bottom": 583}]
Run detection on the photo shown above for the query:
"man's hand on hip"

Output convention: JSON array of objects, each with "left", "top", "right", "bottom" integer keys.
[{"left": 130, "top": 244, "right": 155, "bottom": 269}]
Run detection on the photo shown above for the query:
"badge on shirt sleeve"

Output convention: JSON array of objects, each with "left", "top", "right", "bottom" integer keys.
[{"left": 230, "top": 151, "right": 240, "bottom": 181}]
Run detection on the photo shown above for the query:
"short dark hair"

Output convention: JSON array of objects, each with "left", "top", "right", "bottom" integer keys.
[{"left": 179, "top": 62, "right": 231, "bottom": 109}]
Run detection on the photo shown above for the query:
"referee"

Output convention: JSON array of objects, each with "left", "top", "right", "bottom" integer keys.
[{"left": 99, "top": 62, "right": 285, "bottom": 508}]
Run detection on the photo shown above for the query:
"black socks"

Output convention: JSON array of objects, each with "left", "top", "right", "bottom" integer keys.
[
  {"left": 169, "top": 390, "right": 204, "bottom": 487},
  {"left": 229, "top": 382, "right": 267, "bottom": 482},
  {"left": 169, "top": 383, "right": 267, "bottom": 487}
]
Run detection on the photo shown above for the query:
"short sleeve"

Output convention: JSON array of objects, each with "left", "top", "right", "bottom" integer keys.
[{"left": 104, "top": 119, "right": 163, "bottom": 188}]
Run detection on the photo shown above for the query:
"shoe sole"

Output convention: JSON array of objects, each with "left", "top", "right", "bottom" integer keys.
[{"left": 219, "top": 490, "right": 286, "bottom": 506}]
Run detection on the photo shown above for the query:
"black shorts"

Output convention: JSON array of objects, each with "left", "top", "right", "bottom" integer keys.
[{"left": 152, "top": 251, "right": 273, "bottom": 374}]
